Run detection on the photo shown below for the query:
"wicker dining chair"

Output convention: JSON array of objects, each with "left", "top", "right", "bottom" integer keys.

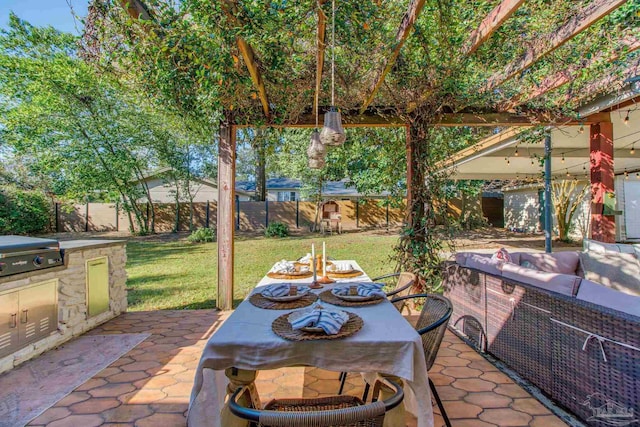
[
  {"left": 229, "top": 378, "right": 404, "bottom": 427},
  {"left": 337, "top": 272, "right": 416, "bottom": 395},
  {"left": 373, "top": 272, "right": 416, "bottom": 312},
  {"left": 388, "top": 293, "right": 453, "bottom": 427}
]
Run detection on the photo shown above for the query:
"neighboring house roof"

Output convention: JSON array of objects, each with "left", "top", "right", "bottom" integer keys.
[
  {"left": 137, "top": 167, "right": 254, "bottom": 197},
  {"left": 236, "top": 178, "right": 391, "bottom": 198},
  {"left": 236, "top": 178, "right": 302, "bottom": 192}
]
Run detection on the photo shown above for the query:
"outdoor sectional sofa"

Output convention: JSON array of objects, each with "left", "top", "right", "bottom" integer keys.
[{"left": 442, "top": 242, "right": 640, "bottom": 425}]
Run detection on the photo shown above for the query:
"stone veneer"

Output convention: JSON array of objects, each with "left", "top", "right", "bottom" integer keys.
[{"left": 0, "top": 240, "right": 127, "bottom": 374}]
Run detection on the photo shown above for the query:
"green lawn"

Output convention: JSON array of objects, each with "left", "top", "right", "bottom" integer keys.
[{"left": 125, "top": 232, "right": 399, "bottom": 311}]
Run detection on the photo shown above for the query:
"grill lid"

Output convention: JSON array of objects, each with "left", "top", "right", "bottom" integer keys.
[{"left": 0, "top": 236, "right": 60, "bottom": 253}]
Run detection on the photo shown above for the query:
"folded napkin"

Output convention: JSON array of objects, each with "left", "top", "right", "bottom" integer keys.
[
  {"left": 261, "top": 283, "right": 310, "bottom": 298},
  {"left": 290, "top": 305, "right": 349, "bottom": 335},
  {"left": 327, "top": 262, "right": 353, "bottom": 272},
  {"left": 298, "top": 253, "right": 313, "bottom": 264},
  {"left": 271, "top": 259, "right": 296, "bottom": 273},
  {"left": 332, "top": 282, "right": 386, "bottom": 298}
]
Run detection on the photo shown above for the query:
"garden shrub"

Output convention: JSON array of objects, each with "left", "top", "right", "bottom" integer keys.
[
  {"left": 265, "top": 222, "right": 289, "bottom": 237},
  {"left": 187, "top": 227, "right": 216, "bottom": 243},
  {"left": 0, "top": 187, "right": 52, "bottom": 234}
]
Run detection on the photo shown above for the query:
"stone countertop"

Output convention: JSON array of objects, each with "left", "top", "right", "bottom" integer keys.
[{"left": 61, "top": 240, "right": 126, "bottom": 253}]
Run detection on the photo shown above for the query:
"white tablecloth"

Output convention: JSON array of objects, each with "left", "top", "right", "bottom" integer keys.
[{"left": 187, "top": 261, "right": 434, "bottom": 427}]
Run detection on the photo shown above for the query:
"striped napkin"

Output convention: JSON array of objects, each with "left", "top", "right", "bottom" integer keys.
[
  {"left": 332, "top": 282, "right": 386, "bottom": 298},
  {"left": 262, "top": 283, "right": 310, "bottom": 298},
  {"left": 290, "top": 306, "right": 349, "bottom": 335}
]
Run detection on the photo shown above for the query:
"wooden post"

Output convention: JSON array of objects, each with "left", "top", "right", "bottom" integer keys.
[
  {"left": 217, "top": 117, "right": 236, "bottom": 311},
  {"left": 115, "top": 202, "right": 119, "bottom": 231},
  {"left": 590, "top": 120, "right": 615, "bottom": 243},
  {"left": 356, "top": 198, "right": 360, "bottom": 228},
  {"left": 265, "top": 199, "right": 269, "bottom": 227},
  {"left": 236, "top": 196, "right": 240, "bottom": 231},
  {"left": 55, "top": 202, "right": 60, "bottom": 232},
  {"left": 206, "top": 200, "right": 210, "bottom": 228},
  {"left": 85, "top": 202, "right": 90, "bottom": 232},
  {"left": 296, "top": 200, "right": 299, "bottom": 229}
]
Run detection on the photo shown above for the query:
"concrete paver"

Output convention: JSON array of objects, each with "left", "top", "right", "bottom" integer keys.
[{"left": 27, "top": 309, "right": 567, "bottom": 426}]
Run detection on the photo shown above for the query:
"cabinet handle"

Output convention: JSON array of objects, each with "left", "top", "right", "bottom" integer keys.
[
  {"left": 21, "top": 309, "right": 28, "bottom": 323},
  {"left": 10, "top": 313, "right": 17, "bottom": 328}
]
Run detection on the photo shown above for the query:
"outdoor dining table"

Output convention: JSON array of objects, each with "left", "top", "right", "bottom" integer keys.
[{"left": 187, "top": 260, "right": 434, "bottom": 427}]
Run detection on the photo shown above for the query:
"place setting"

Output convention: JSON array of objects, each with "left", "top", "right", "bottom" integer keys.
[
  {"left": 271, "top": 302, "right": 363, "bottom": 341},
  {"left": 249, "top": 283, "right": 318, "bottom": 310},
  {"left": 266, "top": 260, "right": 313, "bottom": 280},
  {"left": 319, "top": 282, "right": 387, "bottom": 307}
]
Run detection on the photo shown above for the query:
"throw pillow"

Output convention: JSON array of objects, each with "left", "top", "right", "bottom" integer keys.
[
  {"left": 579, "top": 251, "right": 640, "bottom": 296},
  {"left": 491, "top": 248, "right": 513, "bottom": 264}
]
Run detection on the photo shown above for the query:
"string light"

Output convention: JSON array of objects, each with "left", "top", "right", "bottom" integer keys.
[
  {"left": 636, "top": 172, "right": 640, "bottom": 179},
  {"left": 631, "top": 145, "right": 635, "bottom": 155},
  {"left": 514, "top": 147, "right": 519, "bottom": 156},
  {"left": 531, "top": 158, "right": 535, "bottom": 166},
  {"left": 561, "top": 153, "right": 565, "bottom": 163},
  {"left": 624, "top": 111, "right": 630, "bottom": 126},
  {"left": 578, "top": 124, "right": 584, "bottom": 134},
  {"left": 566, "top": 169, "right": 571, "bottom": 178}
]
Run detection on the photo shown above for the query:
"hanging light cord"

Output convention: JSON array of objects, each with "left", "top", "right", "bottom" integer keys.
[
  {"left": 315, "top": 2, "right": 319, "bottom": 129},
  {"left": 331, "top": 0, "right": 335, "bottom": 106}
]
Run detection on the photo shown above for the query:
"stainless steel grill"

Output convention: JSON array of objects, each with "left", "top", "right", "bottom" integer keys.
[{"left": 0, "top": 236, "right": 64, "bottom": 277}]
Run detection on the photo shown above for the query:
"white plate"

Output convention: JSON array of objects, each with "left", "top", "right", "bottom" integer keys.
[
  {"left": 332, "top": 292, "right": 382, "bottom": 302},
  {"left": 262, "top": 292, "right": 306, "bottom": 302}
]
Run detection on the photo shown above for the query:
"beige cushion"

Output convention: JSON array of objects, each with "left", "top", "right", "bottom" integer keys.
[
  {"left": 583, "top": 238, "right": 638, "bottom": 255},
  {"left": 577, "top": 279, "right": 640, "bottom": 317},
  {"left": 579, "top": 252, "right": 640, "bottom": 296},
  {"left": 519, "top": 252, "right": 580, "bottom": 275},
  {"left": 463, "top": 254, "right": 504, "bottom": 276},
  {"left": 501, "top": 263, "right": 582, "bottom": 296}
]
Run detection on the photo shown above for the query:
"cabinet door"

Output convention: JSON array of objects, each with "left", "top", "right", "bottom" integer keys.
[
  {"left": 18, "top": 280, "right": 57, "bottom": 345},
  {"left": 87, "top": 257, "right": 110, "bottom": 317},
  {"left": 0, "top": 292, "right": 19, "bottom": 358}
]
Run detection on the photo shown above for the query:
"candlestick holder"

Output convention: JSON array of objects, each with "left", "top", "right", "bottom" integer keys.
[
  {"left": 309, "top": 280, "right": 323, "bottom": 289},
  {"left": 317, "top": 275, "right": 335, "bottom": 284}
]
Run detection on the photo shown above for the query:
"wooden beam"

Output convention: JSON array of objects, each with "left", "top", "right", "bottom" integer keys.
[
  {"left": 567, "top": 61, "right": 640, "bottom": 106},
  {"left": 501, "top": 36, "right": 640, "bottom": 110},
  {"left": 217, "top": 118, "right": 236, "bottom": 310},
  {"left": 483, "top": 0, "right": 628, "bottom": 93},
  {"left": 219, "top": 1, "right": 271, "bottom": 120},
  {"left": 462, "top": 0, "right": 525, "bottom": 55},
  {"left": 433, "top": 111, "right": 611, "bottom": 127},
  {"left": 360, "top": 0, "right": 428, "bottom": 114},
  {"left": 407, "top": 0, "right": 524, "bottom": 113},
  {"left": 313, "top": 1, "right": 328, "bottom": 119}
]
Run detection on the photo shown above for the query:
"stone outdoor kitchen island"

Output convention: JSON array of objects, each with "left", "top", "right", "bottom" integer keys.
[{"left": 0, "top": 240, "right": 127, "bottom": 374}]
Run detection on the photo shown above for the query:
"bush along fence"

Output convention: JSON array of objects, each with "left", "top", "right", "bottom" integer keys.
[{"left": 54, "top": 199, "right": 407, "bottom": 233}]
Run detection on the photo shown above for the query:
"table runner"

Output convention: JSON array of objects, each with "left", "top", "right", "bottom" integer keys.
[{"left": 188, "top": 261, "right": 434, "bottom": 427}]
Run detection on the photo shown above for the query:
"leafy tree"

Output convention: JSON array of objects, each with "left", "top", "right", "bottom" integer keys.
[
  {"left": 552, "top": 179, "right": 589, "bottom": 242},
  {"left": 0, "top": 15, "right": 212, "bottom": 233}
]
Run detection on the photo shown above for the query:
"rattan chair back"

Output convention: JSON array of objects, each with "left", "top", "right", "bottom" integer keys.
[
  {"left": 390, "top": 293, "right": 452, "bottom": 371},
  {"left": 391, "top": 272, "right": 416, "bottom": 311},
  {"left": 416, "top": 294, "right": 453, "bottom": 370},
  {"left": 229, "top": 378, "right": 403, "bottom": 427}
]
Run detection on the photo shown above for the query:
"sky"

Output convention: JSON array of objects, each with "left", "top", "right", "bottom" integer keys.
[{"left": 0, "top": 0, "right": 89, "bottom": 34}]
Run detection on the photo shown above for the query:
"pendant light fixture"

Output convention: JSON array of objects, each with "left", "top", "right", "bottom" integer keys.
[
  {"left": 308, "top": 5, "right": 328, "bottom": 170},
  {"left": 320, "top": 0, "right": 345, "bottom": 146}
]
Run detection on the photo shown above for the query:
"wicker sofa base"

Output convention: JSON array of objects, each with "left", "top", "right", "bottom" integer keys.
[{"left": 443, "top": 262, "right": 640, "bottom": 426}]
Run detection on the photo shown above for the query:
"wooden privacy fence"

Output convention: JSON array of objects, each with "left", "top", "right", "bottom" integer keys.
[{"left": 54, "top": 199, "right": 407, "bottom": 233}]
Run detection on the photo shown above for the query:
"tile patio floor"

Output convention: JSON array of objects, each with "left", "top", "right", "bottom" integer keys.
[{"left": 28, "top": 310, "right": 568, "bottom": 427}]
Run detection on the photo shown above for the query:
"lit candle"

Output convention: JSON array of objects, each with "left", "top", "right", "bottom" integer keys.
[
  {"left": 311, "top": 243, "right": 316, "bottom": 280},
  {"left": 322, "top": 241, "right": 326, "bottom": 276}
]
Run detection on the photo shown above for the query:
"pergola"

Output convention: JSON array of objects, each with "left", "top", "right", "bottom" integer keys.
[{"left": 110, "top": 0, "right": 638, "bottom": 309}]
